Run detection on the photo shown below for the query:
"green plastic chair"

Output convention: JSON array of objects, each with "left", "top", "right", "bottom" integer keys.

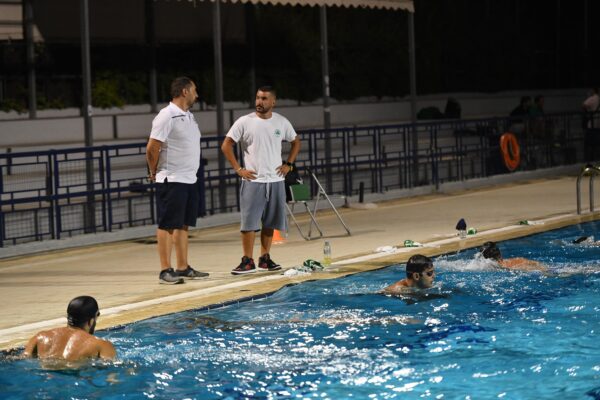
[{"left": 286, "top": 170, "right": 351, "bottom": 241}]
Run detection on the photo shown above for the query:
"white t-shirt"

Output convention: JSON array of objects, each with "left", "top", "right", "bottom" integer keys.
[
  {"left": 150, "top": 102, "right": 201, "bottom": 184},
  {"left": 226, "top": 112, "right": 297, "bottom": 183}
]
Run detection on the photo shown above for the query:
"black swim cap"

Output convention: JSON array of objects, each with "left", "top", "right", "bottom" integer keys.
[
  {"left": 67, "top": 296, "right": 99, "bottom": 328},
  {"left": 573, "top": 236, "right": 590, "bottom": 244},
  {"left": 406, "top": 254, "right": 433, "bottom": 274},
  {"left": 480, "top": 241, "right": 502, "bottom": 261}
]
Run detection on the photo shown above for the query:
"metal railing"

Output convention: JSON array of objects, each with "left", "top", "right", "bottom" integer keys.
[
  {"left": 576, "top": 163, "right": 600, "bottom": 214},
  {"left": 0, "top": 110, "right": 594, "bottom": 247}
]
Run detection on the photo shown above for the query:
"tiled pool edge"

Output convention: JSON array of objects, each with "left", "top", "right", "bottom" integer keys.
[{"left": 2, "top": 210, "right": 599, "bottom": 352}]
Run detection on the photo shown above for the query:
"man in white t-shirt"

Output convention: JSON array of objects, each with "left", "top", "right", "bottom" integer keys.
[
  {"left": 221, "top": 86, "right": 301, "bottom": 275},
  {"left": 146, "top": 77, "right": 209, "bottom": 284}
]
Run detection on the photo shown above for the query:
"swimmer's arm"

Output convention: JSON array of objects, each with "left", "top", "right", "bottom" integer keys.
[
  {"left": 526, "top": 260, "right": 548, "bottom": 273},
  {"left": 501, "top": 258, "right": 548, "bottom": 272},
  {"left": 23, "top": 335, "right": 39, "bottom": 358},
  {"left": 97, "top": 339, "right": 116, "bottom": 360},
  {"left": 381, "top": 280, "right": 408, "bottom": 295}
]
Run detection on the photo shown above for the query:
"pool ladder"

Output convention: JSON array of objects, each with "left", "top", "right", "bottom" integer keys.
[{"left": 576, "top": 163, "right": 600, "bottom": 214}]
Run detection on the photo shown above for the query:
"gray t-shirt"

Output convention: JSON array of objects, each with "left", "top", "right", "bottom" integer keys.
[
  {"left": 226, "top": 112, "right": 297, "bottom": 183},
  {"left": 150, "top": 102, "right": 201, "bottom": 184}
]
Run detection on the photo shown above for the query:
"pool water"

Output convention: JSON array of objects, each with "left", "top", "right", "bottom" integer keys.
[{"left": 2, "top": 222, "right": 600, "bottom": 399}]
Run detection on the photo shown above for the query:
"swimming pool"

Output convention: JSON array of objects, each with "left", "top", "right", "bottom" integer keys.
[{"left": 2, "top": 221, "right": 600, "bottom": 399}]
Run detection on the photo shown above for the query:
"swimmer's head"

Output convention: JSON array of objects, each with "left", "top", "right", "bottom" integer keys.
[
  {"left": 480, "top": 241, "right": 502, "bottom": 261},
  {"left": 405, "top": 254, "right": 435, "bottom": 288},
  {"left": 67, "top": 296, "right": 100, "bottom": 333},
  {"left": 573, "top": 236, "right": 591, "bottom": 244}
]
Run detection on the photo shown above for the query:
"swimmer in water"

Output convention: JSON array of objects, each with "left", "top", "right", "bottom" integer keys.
[
  {"left": 479, "top": 241, "right": 547, "bottom": 272},
  {"left": 23, "top": 296, "right": 115, "bottom": 362},
  {"left": 382, "top": 254, "right": 437, "bottom": 295},
  {"left": 572, "top": 236, "right": 600, "bottom": 245}
]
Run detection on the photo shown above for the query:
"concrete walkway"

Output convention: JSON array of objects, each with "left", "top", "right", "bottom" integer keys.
[{"left": 1, "top": 173, "right": 598, "bottom": 351}]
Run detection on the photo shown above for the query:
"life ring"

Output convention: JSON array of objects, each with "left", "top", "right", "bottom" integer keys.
[{"left": 500, "top": 133, "right": 520, "bottom": 171}]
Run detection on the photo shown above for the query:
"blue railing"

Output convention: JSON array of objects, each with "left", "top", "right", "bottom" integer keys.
[{"left": 0, "top": 111, "right": 593, "bottom": 247}]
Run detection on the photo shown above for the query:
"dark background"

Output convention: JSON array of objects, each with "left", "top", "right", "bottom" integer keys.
[{"left": 0, "top": 0, "right": 598, "bottom": 111}]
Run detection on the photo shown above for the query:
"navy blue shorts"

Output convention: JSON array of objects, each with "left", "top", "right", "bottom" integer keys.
[{"left": 156, "top": 181, "right": 199, "bottom": 229}]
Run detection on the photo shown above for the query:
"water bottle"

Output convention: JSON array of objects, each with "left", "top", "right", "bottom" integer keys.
[{"left": 323, "top": 241, "right": 332, "bottom": 267}]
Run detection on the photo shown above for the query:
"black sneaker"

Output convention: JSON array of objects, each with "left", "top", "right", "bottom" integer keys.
[
  {"left": 231, "top": 256, "right": 256, "bottom": 275},
  {"left": 159, "top": 268, "right": 185, "bottom": 284},
  {"left": 176, "top": 265, "right": 209, "bottom": 279},
  {"left": 258, "top": 253, "right": 282, "bottom": 271}
]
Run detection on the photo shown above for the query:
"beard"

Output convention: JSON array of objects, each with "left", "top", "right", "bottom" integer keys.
[{"left": 256, "top": 104, "right": 271, "bottom": 114}]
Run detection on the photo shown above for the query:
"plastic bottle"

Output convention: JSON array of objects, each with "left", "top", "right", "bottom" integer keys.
[
  {"left": 323, "top": 241, "right": 332, "bottom": 267},
  {"left": 467, "top": 227, "right": 477, "bottom": 235},
  {"left": 404, "top": 240, "right": 423, "bottom": 247}
]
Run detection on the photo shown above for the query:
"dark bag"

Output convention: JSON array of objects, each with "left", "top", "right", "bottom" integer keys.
[{"left": 284, "top": 168, "right": 302, "bottom": 202}]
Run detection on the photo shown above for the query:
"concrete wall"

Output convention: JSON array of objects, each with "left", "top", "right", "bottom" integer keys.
[{"left": 0, "top": 89, "right": 587, "bottom": 149}]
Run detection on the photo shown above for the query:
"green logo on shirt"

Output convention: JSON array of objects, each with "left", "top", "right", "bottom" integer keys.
[{"left": 274, "top": 129, "right": 281, "bottom": 137}]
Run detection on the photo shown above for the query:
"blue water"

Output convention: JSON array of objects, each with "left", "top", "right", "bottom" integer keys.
[{"left": 2, "top": 222, "right": 600, "bottom": 399}]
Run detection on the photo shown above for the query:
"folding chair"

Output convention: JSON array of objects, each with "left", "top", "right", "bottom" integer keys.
[{"left": 286, "top": 168, "right": 351, "bottom": 240}]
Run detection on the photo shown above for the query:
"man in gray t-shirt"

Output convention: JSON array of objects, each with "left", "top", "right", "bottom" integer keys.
[{"left": 221, "top": 86, "right": 301, "bottom": 275}]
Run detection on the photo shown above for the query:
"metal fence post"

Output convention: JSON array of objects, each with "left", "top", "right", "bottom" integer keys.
[
  {"left": 104, "top": 147, "right": 113, "bottom": 231},
  {"left": 6, "top": 148, "right": 11, "bottom": 175},
  {"left": 52, "top": 151, "right": 61, "bottom": 240},
  {"left": 100, "top": 147, "right": 108, "bottom": 232},
  {"left": 197, "top": 157, "right": 207, "bottom": 217},
  {"left": 342, "top": 128, "right": 350, "bottom": 197},
  {"left": 0, "top": 206, "right": 4, "bottom": 248},
  {"left": 377, "top": 127, "right": 383, "bottom": 192}
]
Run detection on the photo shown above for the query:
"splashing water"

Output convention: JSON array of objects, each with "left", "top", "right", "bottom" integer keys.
[{"left": 2, "top": 221, "right": 600, "bottom": 399}]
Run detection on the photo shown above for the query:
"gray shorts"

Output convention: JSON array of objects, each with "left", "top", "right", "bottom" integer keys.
[{"left": 240, "top": 180, "right": 288, "bottom": 232}]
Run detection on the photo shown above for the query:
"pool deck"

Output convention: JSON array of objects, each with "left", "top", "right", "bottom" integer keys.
[{"left": 1, "top": 173, "right": 599, "bottom": 351}]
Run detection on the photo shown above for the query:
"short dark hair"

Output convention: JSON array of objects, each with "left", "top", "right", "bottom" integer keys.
[
  {"left": 67, "top": 296, "right": 99, "bottom": 328},
  {"left": 257, "top": 86, "right": 276, "bottom": 97},
  {"left": 405, "top": 254, "right": 433, "bottom": 277},
  {"left": 170, "top": 76, "right": 194, "bottom": 99},
  {"left": 480, "top": 241, "right": 502, "bottom": 261}
]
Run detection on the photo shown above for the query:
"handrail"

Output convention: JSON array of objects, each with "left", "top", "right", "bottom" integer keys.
[{"left": 576, "top": 163, "right": 600, "bottom": 214}]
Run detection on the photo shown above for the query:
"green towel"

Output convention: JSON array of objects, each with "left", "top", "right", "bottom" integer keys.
[{"left": 302, "top": 259, "right": 324, "bottom": 271}]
